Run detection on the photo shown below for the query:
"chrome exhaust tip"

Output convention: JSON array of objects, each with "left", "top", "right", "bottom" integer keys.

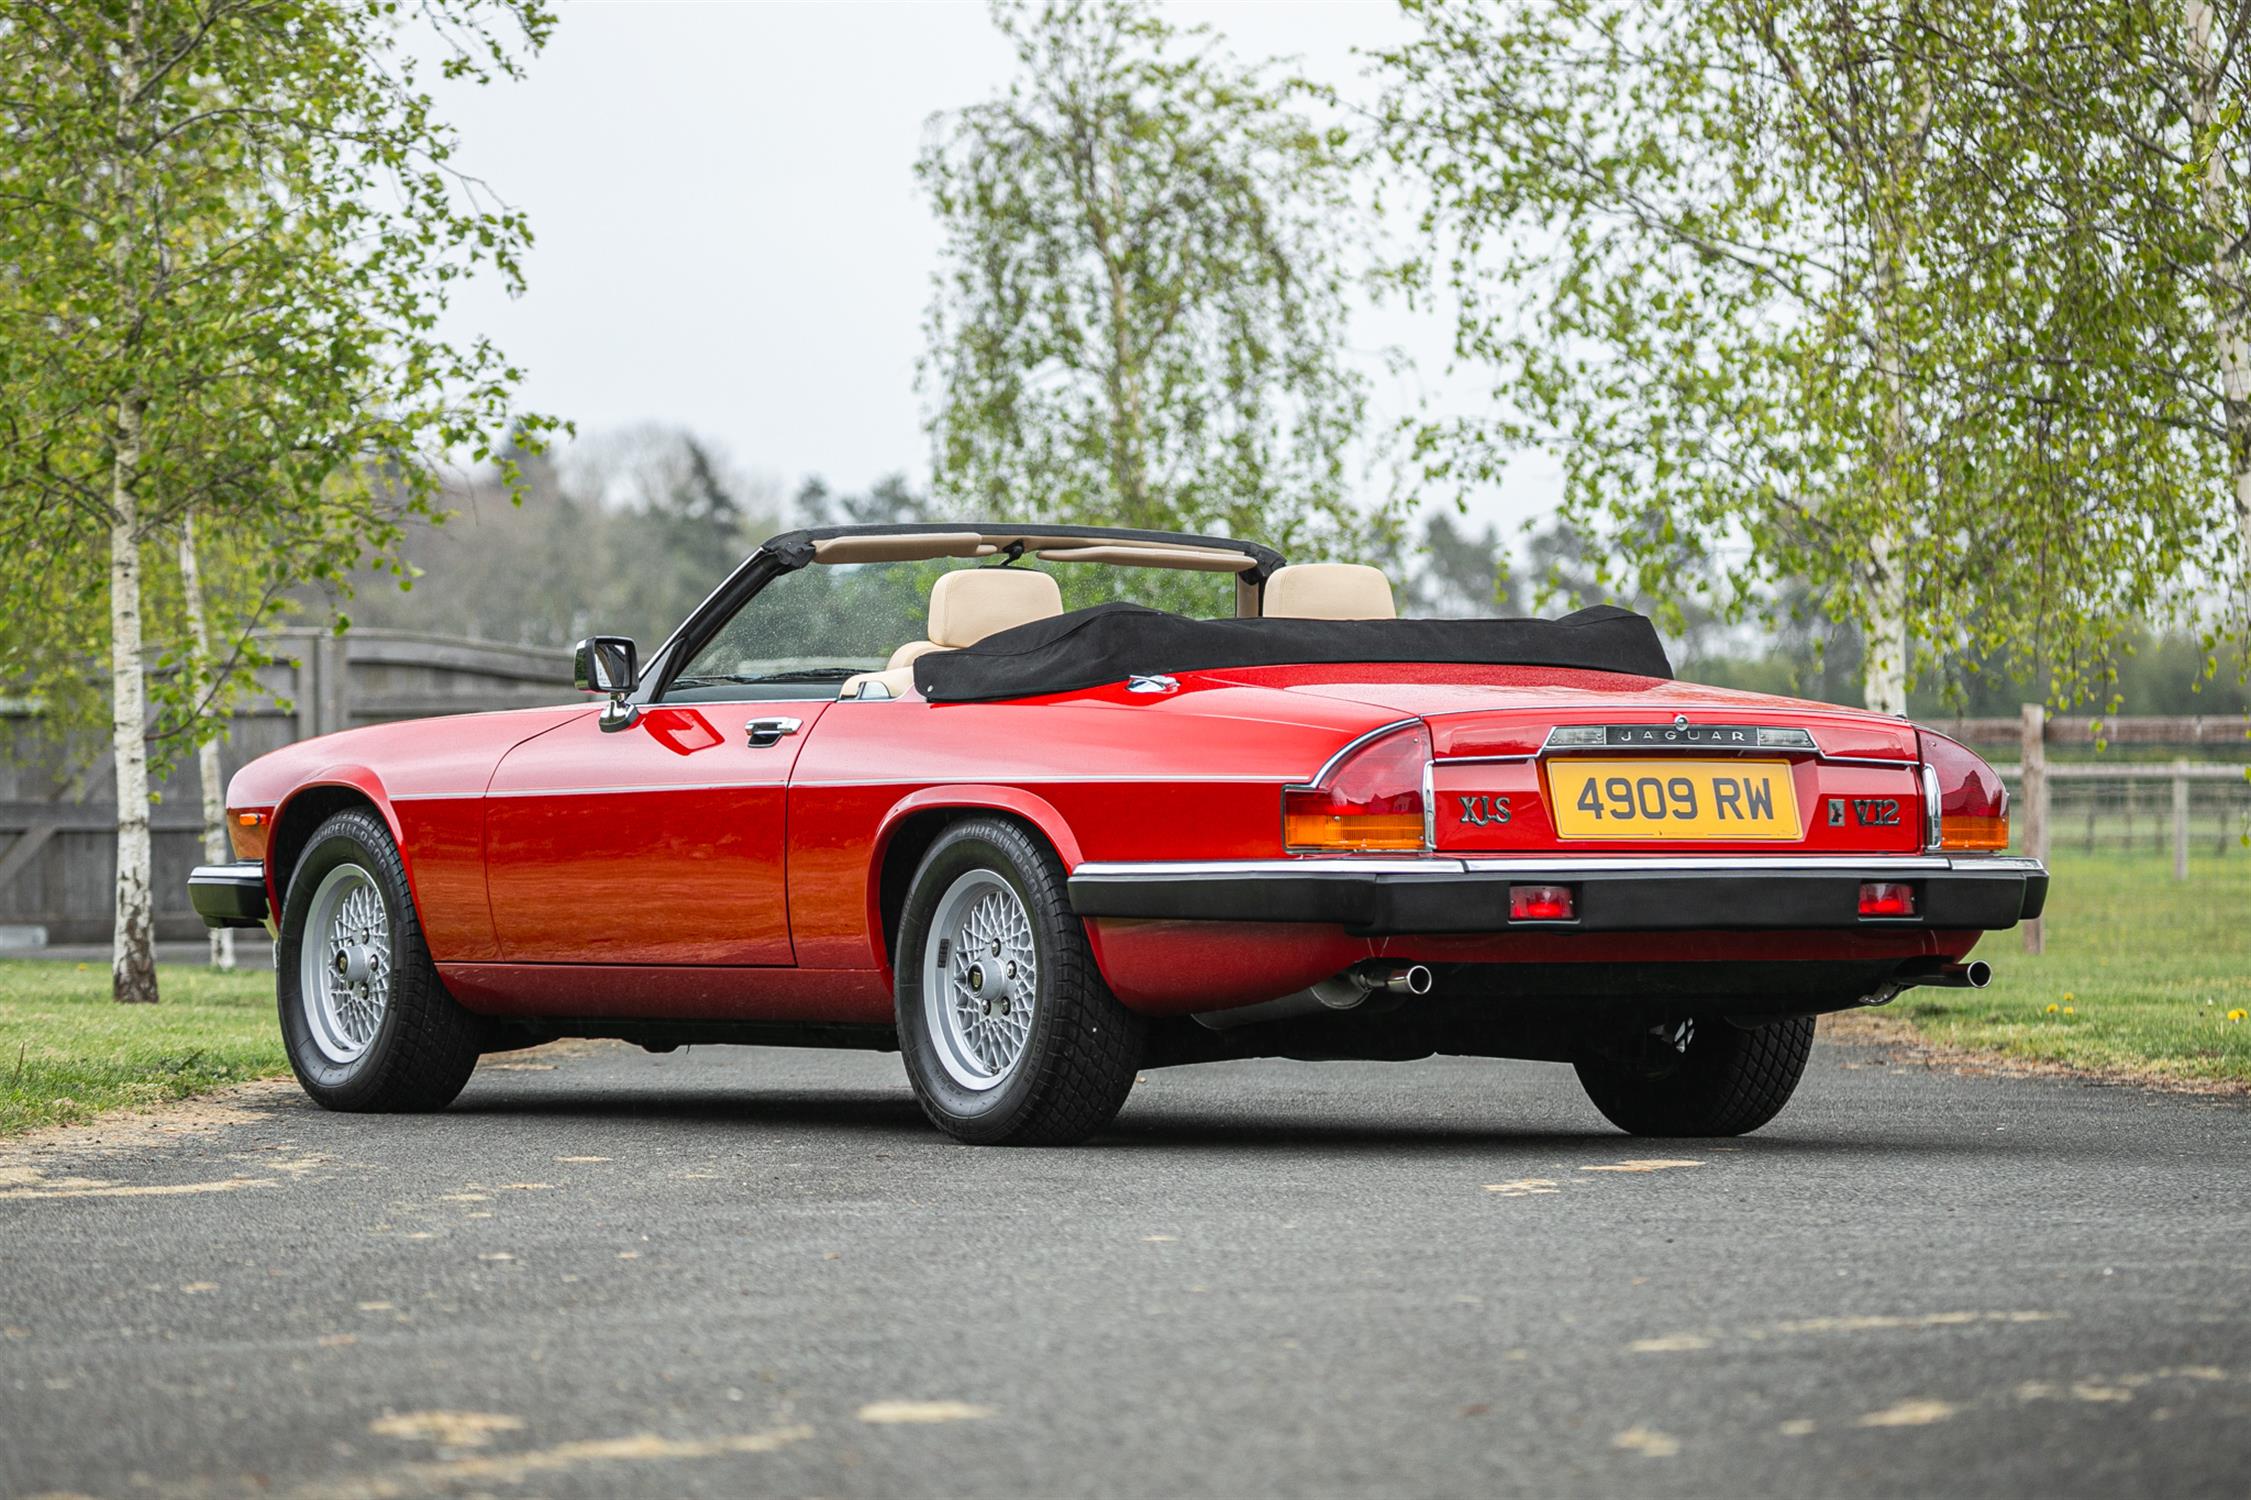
[{"left": 1380, "top": 964, "right": 1434, "bottom": 997}]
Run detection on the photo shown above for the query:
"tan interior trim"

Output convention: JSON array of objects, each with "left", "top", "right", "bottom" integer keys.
[
  {"left": 811, "top": 534, "right": 998, "bottom": 563},
  {"left": 810, "top": 531, "right": 1256, "bottom": 573},
  {"left": 1032, "top": 544, "right": 1256, "bottom": 572}
]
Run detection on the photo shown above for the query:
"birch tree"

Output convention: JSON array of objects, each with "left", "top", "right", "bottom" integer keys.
[
  {"left": 1376, "top": 0, "right": 2233, "bottom": 711},
  {"left": 175, "top": 509, "right": 233, "bottom": 968},
  {"left": 919, "top": 0, "right": 1396, "bottom": 560},
  {"left": 0, "top": 0, "right": 560, "bottom": 1002},
  {"left": 2181, "top": 1, "right": 2251, "bottom": 604}
]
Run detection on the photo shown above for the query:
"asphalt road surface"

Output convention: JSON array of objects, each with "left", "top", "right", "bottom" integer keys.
[{"left": 3, "top": 1028, "right": 2247, "bottom": 1499}]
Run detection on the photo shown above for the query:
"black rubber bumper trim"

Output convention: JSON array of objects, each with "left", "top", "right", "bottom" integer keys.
[
  {"left": 1069, "top": 866, "right": 2048, "bottom": 935},
  {"left": 188, "top": 863, "right": 269, "bottom": 930}
]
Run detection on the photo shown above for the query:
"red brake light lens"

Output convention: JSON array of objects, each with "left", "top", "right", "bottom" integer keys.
[
  {"left": 1509, "top": 884, "right": 1576, "bottom": 921},
  {"left": 1858, "top": 881, "right": 1916, "bottom": 918},
  {"left": 1284, "top": 724, "right": 1432, "bottom": 852},
  {"left": 1917, "top": 731, "right": 2010, "bottom": 851}
]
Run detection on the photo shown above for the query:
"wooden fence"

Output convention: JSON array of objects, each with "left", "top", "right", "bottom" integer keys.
[
  {"left": 1936, "top": 708, "right": 2251, "bottom": 954},
  {"left": 0, "top": 630, "right": 572, "bottom": 944}
]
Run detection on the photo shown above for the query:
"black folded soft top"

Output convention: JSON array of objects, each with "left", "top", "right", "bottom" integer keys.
[{"left": 912, "top": 602, "right": 1673, "bottom": 704}]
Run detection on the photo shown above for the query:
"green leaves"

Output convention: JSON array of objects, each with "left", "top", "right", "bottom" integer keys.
[
  {"left": 919, "top": 0, "right": 1398, "bottom": 560},
  {"left": 0, "top": 0, "right": 563, "bottom": 764},
  {"left": 1377, "top": 0, "right": 2247, "bottom": 712}
]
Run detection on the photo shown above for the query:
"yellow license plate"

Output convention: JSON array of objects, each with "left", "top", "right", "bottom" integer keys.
[{"left": 1547, "top": 759, "right": 1799, "bottom": 840}]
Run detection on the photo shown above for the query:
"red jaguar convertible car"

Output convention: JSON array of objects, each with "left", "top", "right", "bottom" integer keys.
[{"left": 191, "top": 523, "right": 2042, "bottom": 1145}]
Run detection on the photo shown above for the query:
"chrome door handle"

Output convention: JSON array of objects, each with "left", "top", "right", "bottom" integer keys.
[{"left": 746, "top": 716, "right": 802, "bottom": 748}]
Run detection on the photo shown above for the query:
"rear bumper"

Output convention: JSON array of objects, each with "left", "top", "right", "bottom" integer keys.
[
  {"left": 1068, "top": 854, "right": 2047, "bottom": 936},
  {"left": 188, "top": 862, "right": 270, "bottom": 930}
]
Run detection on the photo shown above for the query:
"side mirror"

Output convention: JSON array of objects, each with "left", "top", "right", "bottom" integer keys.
[
  {"left": 572, "top": 636, "right": 639, "bottom": 732},
  {"left": 573, "top": 635, "right": 638, "bottom": 695}
]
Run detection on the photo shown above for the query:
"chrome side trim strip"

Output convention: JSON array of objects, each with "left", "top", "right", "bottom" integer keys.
[
  {"left": 1069, "top": 854, "right": 2047, "bottom": 880},
  {"left": 1461, "top": 855, "right": 1956, "bottom": 874},
  {"left": 1920, "top": 763, "right": 1944, "bottom": 851},
  {"left": 1075, "top": 859, "right": 1466, "bottom": 879},
  {"left": 1302, "top": 719, "right": 1422, "bottom": 788}
]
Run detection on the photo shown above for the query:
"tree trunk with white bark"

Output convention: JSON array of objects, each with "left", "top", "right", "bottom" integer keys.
[
  {"left": 2186, "top": 0, "right": 2251, "bottom": 603},
  {"left": 108, "top": 1, "right": 159, "bottom": 1004},
  {"left": 1862, "top": 524, "right": 1911, "bottom": 715},
  {"left": 110, "top": 397, "right": 158, "bottom": 1004},
  {"left": 178, "top": 510, "right": 235, "bottom": 969}
]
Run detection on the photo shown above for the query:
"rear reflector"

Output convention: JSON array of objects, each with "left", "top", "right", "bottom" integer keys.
[
  {"left": 1858, "top": 881, "right": 1916, "bottom": 918},
  {"left": 1509, "top": 884, "right": 1576, "bottom": 922}
]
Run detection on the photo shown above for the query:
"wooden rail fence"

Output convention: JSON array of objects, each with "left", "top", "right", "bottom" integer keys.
[
  {"left": 1939, "top": 707, "right": 2251, "bottom": 954},
  {"left": 0, "top": 630, "right": 571, "bottom": 944}
]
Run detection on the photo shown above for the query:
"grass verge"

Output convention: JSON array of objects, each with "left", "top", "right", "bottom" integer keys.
[
  {"left": 0, "top": 961, "right": 285, "bottom": 1135},
  {"left": 1887, "top": 849, "right": 2251, "bottom": 1088}
]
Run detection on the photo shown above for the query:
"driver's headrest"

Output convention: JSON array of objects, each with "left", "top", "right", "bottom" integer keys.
[
  {"left": 928, "top": 567, "right": 1064, "bottom": 648},
  {"left": 1262, "top": 562, "right": 1397, "bottom": 620}
]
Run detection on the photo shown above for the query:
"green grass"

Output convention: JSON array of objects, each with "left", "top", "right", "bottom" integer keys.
[
  {"left": 0, "top": 962, "right": 286, "bottom": 1134},
  {"left": 1891, "top": 849, "right": 2251, "bottom": 1086}
]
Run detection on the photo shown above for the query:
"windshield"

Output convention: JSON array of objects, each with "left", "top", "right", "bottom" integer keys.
[{"left": 662, "top": 557, "right": 1238, "bottom": 702}]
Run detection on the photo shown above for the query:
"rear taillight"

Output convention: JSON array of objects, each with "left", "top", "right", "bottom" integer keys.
[
  {"left": 1284, "top": 724, "right": 1432, "bottom": 852},
  {"left": 1509, "top": 884, "right": 1576, "bottom": 921},
  {"left": 228, "top": 808, "right": 271, "bottom": 862},
  {"left": 1858, "top": 881, "right": 1916, "bottom": 917},
  {"left": 1917, "top": 731, "right": 2009, "bottom": 851}
]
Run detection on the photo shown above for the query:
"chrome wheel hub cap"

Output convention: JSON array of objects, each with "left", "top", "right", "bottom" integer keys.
[
  {"left": 300, "top": 863, "right": 391, "bottom": 1065},
  {"left": 924, "top": 870, "right": 1037, "bottom": 1091}
]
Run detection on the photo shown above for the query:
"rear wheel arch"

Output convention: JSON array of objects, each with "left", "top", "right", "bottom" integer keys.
[{"left": 870, "top": 790, "right": 1084, "bottom": 975}]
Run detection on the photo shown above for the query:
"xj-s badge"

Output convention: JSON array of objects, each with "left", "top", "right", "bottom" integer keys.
[{"left": 1457, "top": 794, "right": 1511, "bottom": 827}]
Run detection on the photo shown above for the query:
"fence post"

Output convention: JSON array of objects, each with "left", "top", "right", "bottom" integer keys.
[
  {"left": 317, "top": 632, "right": 350, "bottom": 734},
  {"left": 290, "top": 631, "right": 320, "bottom": 743},
  {"left": 2020, "top": 703, "right": 2047, "bottom": 955},
  {"left": 2172, "top": 759, "right": 2191, "bottom": 882}
]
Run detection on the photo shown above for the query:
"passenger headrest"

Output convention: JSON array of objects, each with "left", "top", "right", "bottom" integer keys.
[
  {"left": 887, "top": 640, "right": 942, "bottom": 670},
  {"left": 1262, "top": 562, "right": 1397, "bottom": 620},
  {"left": 927, "top": 567, "right": 1064, "bottom": 648}
]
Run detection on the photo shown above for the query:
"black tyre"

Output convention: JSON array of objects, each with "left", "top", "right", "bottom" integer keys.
[
  {"left": 895, "top": 817, "right": 1145, "bottom": 1145},
  {"left": 1574, "top": 1015, "right": 1815, "bottom": 1137},
  {"left": 276, "top": 808, "right": 481, "bottom": 1112}
]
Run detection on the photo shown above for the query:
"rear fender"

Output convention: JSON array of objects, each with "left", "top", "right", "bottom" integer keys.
[{"left": 867, "top": 785, "right": 1087, "bottom": 984}]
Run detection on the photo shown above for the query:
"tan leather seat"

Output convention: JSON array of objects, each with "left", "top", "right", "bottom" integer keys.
[
  {"left": 887, "top": 640, "right": 942, "bottom": 670},
  {"left": 927, "top": 567, "right": 1063, "bottom": 646},
  {"left": 843, "top": 567, "right": 1064, "bottom": 699},
  {"left": 1262, "top": 562, "right": 1397, "bottom": 620}
]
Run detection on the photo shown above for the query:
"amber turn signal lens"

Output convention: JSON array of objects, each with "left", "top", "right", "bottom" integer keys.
[
  {"left": 1938, "top": 814, "right": 2010, "bottom": 852},
  {"left": 228, "top": 809, "right": 270, "bottom": 863},
  {"left": 1281, "top": 807, "right": 1425, "bottom": 851},
  {"left": 1283, "top": 724, "right": 1433, "bottom": 853}
]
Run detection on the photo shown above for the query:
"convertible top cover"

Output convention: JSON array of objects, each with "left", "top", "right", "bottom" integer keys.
[{"left": 913, "top": 602, "right": 1673, "bottom": 703}]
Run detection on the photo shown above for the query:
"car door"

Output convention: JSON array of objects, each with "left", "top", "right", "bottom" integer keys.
[{"left": 483, "top": 700, "right": 827, "bottom": 965}]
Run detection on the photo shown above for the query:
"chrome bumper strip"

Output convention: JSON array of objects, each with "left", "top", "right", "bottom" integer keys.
[{"left": 1070, "top": 854, "right": 2046, "bottom": 881}]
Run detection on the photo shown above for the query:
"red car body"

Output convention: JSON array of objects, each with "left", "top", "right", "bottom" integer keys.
[{"left": 190, "top": 523, "right": 2041, "bottom": 1132}]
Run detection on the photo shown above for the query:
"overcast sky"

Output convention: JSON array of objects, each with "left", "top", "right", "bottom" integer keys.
[{"left": 428, "top": 0, "right": 1558, "bottom": 539}]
